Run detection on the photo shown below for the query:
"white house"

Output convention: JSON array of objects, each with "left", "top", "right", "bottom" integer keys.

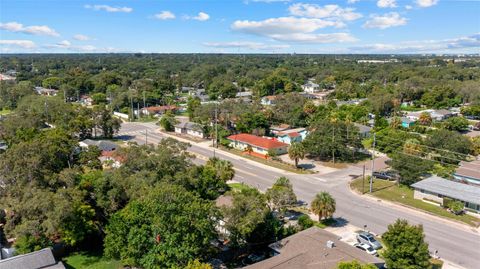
[
  {"left": 261, "top": 95, "right": 278, "bottom": 106},
  {"left": 275, "top": 128, "right": 308, "bottom": 145},
  {"left": 301, "top": 80, "right": 320, "bottom": 93},
  {"left": 174, "top": 122, "right": 205, "bottom": 138}
]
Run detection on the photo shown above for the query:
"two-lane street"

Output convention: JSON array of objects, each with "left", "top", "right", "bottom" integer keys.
[{"left": 118, "top": 122, "right": 480, "bottom": 269}]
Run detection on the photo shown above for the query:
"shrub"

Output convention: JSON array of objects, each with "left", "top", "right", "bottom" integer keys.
[{"left": 298, "top": 215, "right": 314, "bottom": 230}]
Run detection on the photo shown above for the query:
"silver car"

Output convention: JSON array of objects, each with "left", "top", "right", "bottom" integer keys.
[{"left": 356, "top": 232, "right": 382, "bottom": 250}]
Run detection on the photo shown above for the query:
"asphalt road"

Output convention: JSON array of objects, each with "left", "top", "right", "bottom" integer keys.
[{"left": 118, "top": 122, "right": 480, "bottom": 269}]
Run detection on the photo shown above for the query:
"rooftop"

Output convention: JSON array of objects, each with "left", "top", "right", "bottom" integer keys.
[
  {"left": 455, "top": 160, "right": 480, "bottom": 181},
  {"left": 411, "top": 175, "right": 480, "bottom": 205},
  {"left": 227, "top": 133, "right": 288, "bottom": 150},
  {"left": 0, "top": 248, "right": 65, "bottom": 269},
  {"left": 79, "top": 139, "right": 118, "bottom": 152},
  {"left": 143, "top": 105, "right": 177, "bottom": 113},
  {"left": 174, "top": 121, "right": 203, "bottom": 131},
  {"left": 245, "top": 227, "right": 383, "bottom": 269}
]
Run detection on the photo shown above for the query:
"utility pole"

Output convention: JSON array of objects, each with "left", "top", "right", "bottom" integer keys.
[
  {"left": 370, "top": 132, "right": 376, "bottom": 193},
  {"left": 332, "top": 125, "right": 335, "bottom": 166},
  {"left": 145, "top": 129, "right": 148, "bottom": 145},
  {"left": 215, "top": 101, "right": 218, "bottom": 148},
  {"left": 143, "top": 91, "right": 146, "bottom": 111},
  {"left": 362, "top": 164, "right": 366, "bottom": 194}
]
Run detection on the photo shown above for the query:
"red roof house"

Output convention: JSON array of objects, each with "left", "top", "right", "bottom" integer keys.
[{"left": 227, "top": 133, "right": 288, "bottom": 157}]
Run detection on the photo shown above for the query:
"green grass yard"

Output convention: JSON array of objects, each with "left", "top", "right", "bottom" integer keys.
[
  {"left": 63, "top": 252, "right": 122, "bottom": 269},
  {"left": 0, "top": 108, "right": 12, "bottom": 115},
  {"left": 350, "top": 178, "right": 480, "bottom": 227}
]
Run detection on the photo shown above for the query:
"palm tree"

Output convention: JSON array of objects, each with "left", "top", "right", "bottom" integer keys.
[
  {"left": 311, "top": 191, "right": 336, "bottom": 221},
  {"left": 418, "top": 112, "right": 432, "bottom": 126},
  {"left": 288, "top": 142, "right": 305, "bottom": 167}
]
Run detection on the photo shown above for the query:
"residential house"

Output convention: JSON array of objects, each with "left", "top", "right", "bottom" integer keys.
[
  {"left": 354, "top": 123, "right": 372, "bottom": 138},
  {"left": 430, "top": 109, "right": 453, "bottom": 121},
  {"left": 270, "top": 124, "right": 291, "bottom": 135},
  {"left": 454, "top": 160, "right": 480, "bottom": 185},
  {"left": 34, "top": 87, "right": 58, "bottom": 96},
  {"left": 411, "top": 175, "right": 480, "bottom": 213},
  {"left": 301, "top": 80, "right": 320, "bottom": 93},
  {"left": 0, "top": 248, "right": 65, "bottom": 269},
  {"left": 245, "top": 227, "right": 384, "bottom": 269},
  {"left": 401, "top": 117, "right": 416, "bottom": 128},
  {"left": 261, "top": 95, "right": 278, "bottom": 106},
  {"left": 336, "top": 98, "right": 367, "bottom": 106},
  {"left": 141, "top": 105, "right": 177, "bottom": 117},
  {"left": 227, "top": 133, "right": 288, "bottom": 157},
  {"left": 0, "top": 74, "right": 15, "bottom": 81},
  {"left": 79, "top": 139, "right": 118, "bottom": 152},
  {"left": 275, "top": 128, "right": 308, "bottom": 145},
  {"left": 79, "top": 95, "right": 93, "bottom": 106},
  {"left": 174, "top": 122, "right": 205, "bottom": 138}
]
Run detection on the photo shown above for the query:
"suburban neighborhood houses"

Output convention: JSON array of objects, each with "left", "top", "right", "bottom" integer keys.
[{"left": 1, "top": 51, "right": 480, "bottom": 269}]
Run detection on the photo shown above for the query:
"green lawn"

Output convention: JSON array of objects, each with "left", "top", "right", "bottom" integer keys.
[
  {"left": 0, "top": 108, "right": 12, "bottom": 115},
  {"left": 350, "top": 178, "right": 480, "bottom": 227},
  {"left": 63, "top": 252, "right": 122, "bottom": 269},
  {"left": 228, "top": 182, "right": 254, "bottom": 192}
]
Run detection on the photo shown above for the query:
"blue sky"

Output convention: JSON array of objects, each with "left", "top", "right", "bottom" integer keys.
[{"left": 0, "top": 0, "right": 479, "bottom": 54}]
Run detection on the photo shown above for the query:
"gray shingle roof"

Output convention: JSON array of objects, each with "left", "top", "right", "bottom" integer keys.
[
  {"left": 245, "top": 227, "right": 383, "bottom": 269},
  {"left": 174, "top": 122, "right": 203, "bottom": 132},
  {"left": 80, "top": 139, "right": 118, "bottom": 152},
  {"left": 0, "top": 248, "right": 65, "bottom": 269},
  {"left": 411, "top": 175, "right": 480, "bottom": 205}
]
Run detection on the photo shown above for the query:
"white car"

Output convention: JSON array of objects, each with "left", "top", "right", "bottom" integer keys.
[{"left": 354, "top": 243, "right": 378, "bottom": 256}]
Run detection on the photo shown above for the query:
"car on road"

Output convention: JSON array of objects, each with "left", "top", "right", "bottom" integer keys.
[
  {"left": 356, "top": 231, "right": 382, "bottom": 250},
  {"left": 354, "top": 243, "right": 378, "bottom": 256}
]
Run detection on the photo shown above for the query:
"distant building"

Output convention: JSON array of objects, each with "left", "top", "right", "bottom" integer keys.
[
  {"left": 34, "top": 87, "right": 58, "bottom": 96},
  {"left": 275, "top": 128, "right": 308, "bottom": 145},
  {"left": 227, "top": 133, "right": 288, "bottom": 157},
  {"left": 141, "top": 105, "right": 177, "bottom": 117},
  {"left": 0, "top": 248, "right": 65, "bottom": 269},
  {"left": 336, "top": 98, "right": 367, "bottom": 106},
  {"left": 261, "top": 95, "right": 278, "bottom": 106},
  {"left": 354, "top": 123, "right": 372, "bottom": 138},
  {"left": 411, "top": 175, "right": 480, "bottom": 213},
  {"left": 301, "top": 80, "right": 320, "bottom": 93},
  {"left": 401, "top": 117, "right": 416, "bottom": 128},
  {"left": 0, "top": 74, "right": 15, "bottom": 81},
  {"left": 357, "top": 59, "right": 399, "bottom": 64},
  {"left": 79, "top": 139, "right": 118, "bottom": 152},
  {"left": 270, "top": 124, "right": 291, "bottom": 135},
  {"left": 245, "top": 227, "right": 384, "bottom": 269},
  {"left": 405, "top": 109, "right": 453, "bottom": 122},
  {"left": 174, "top": 122, "right": 205, "bottom": 138},
  {"left": 454, "top": 160, "right": 480, "bottom": 185}
]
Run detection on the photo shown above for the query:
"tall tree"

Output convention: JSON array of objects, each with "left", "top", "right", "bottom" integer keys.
[
  {"left": 266, "top": 177, "right": 297, "bottom": 213},
  {"left": 382, "top": 219, "right": 431, "bottom": 269}
]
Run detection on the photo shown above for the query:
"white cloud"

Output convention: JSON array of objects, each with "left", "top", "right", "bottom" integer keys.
[
  {"left": 347, "top": 0, "right": 360, "bottom": 3},
  {"left": 84, "top": 4, "right": 132, "bottom": 13},
  {"left": 231, "top": 17, "right": 356, "bottom": 43},
  {"left": 377, "top": 0, "right": 397, "bottom": 8},
  {"left": 154, "top": 11, "right": 176, "bottom": 20},
  {"left": 45, "top": 40, "right": 99, "bottom": 52},
  {"left": 0, "top": 21, "right": 59, "bottom": 36},
  {"left": 415, "top": 0, "right": 439, "bottom": 8},
  {"left": 203, "top": 41, "right": 290, "bottom": 50},
  {"left": 0, "top": 39, "right": 36, "bottom": 49},
  {"left": 57, "top": 40, "right": 71, "bottom": 48},
  {"left": 193, "top": 12, "right": 210, "bottom": 21},
  {"left": 363, "top": 12, "right": 407, "bottom": 29},
  {"left": 232, "top": 17, "right": 343, "bottom": 35},
  {"left": 405, "top": 5, "right": 413, "bottom": 10},
  {"left": 349, "top": 33, "right": 479, "bottom": 53},
  {"left": 288, "top": 3, "right": 362, "bottom": 21},
  {"left": 73, "top": 34, "right": 91, "bottom": 41}
]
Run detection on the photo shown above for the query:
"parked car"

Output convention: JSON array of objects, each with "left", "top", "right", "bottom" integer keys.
[
  {"left": 357, "top": 232, "right": 382, "bottom": 250},
  {"left": 354, "top": 243, "right": 378, "bottom": 256},
  {"left": 372, "top": 171, "right": 398, "bottom": 181}
]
